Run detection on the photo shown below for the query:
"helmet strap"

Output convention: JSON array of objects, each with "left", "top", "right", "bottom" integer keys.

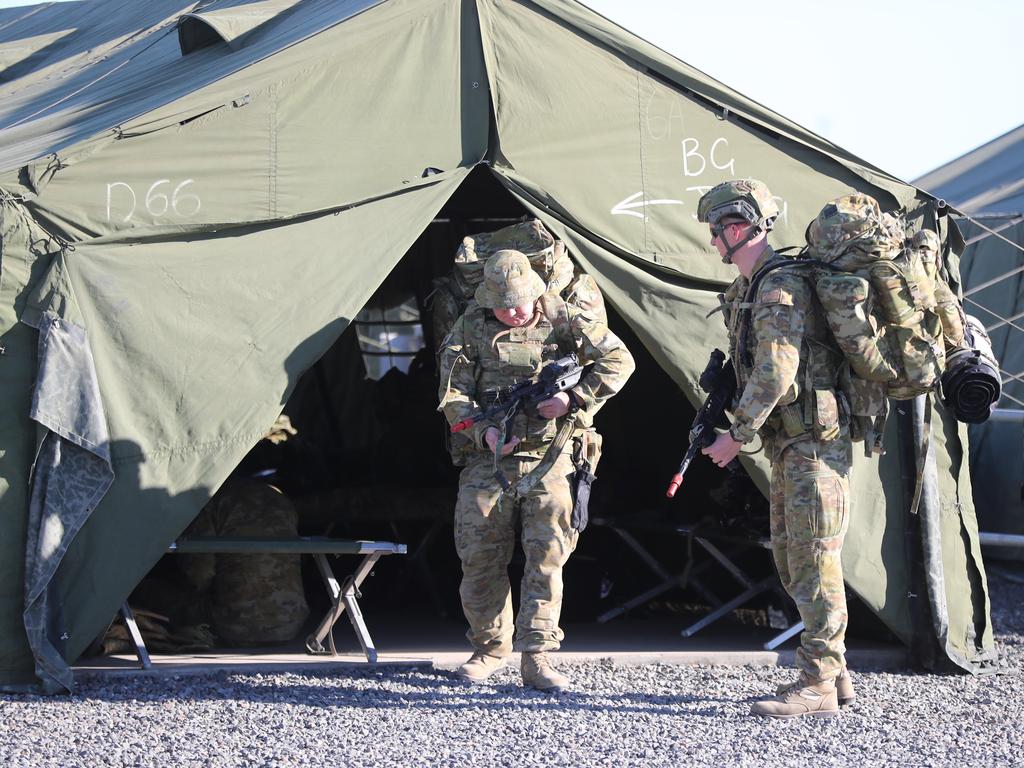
[{"left": 721, "top": 223, "right": 763, "bottom": 264}]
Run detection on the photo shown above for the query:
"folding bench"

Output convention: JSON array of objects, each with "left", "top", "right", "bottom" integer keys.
[
  {"left": 121, "top": 536, "right": 406, "bottom": 668},
  {"left": 593, "top": 514, "right": 801, "bottom": 650},
  {"left": 674, "top": 524, "right": 803, "bottom": 650}
]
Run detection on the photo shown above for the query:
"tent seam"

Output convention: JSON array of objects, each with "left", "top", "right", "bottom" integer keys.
[
  {"left": 635, "top": 67, "right": 649, "bottom": 258},
  {"left": 110, "top": 430, "right": 269, "bottom": 464}
]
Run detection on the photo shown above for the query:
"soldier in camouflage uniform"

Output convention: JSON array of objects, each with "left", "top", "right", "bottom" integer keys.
[
  {"left": 439, "top": 250, "right": 634, "bottom": 691},
  {"left": 179, "top": 418, "right": 309, "bottom": 646},
  {"left": 696, "top": 180, "right": 854, "bottom": 718}
]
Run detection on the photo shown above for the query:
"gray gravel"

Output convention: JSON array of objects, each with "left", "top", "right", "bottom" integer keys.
[{"left": 3, "top": 575, "right": 1022, "bottom": 768}]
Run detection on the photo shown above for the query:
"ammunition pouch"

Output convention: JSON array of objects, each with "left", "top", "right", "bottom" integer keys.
[
  {"left": 770, "top": 388, "right": 843, "bottom": 442},
  {"left": 776, "top": 403, "right": 807, "bottom": 438},
  {"left": 813, "top": 388, "right": 841, "bottom": 441}
]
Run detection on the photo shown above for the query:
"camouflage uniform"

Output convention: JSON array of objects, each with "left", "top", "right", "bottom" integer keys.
[
  {"left": 700, "top": 180, "right": 852, "bottom": 684},
  {"left": 439, "top": 252, "right": 634, "bottom": 656},
  {"left": 181, "top": 478, "right": 310, "bottom": 645}
]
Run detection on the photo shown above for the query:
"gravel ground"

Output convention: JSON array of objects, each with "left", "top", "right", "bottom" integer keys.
[{"left": 2, "top": 575, "right": 1022, "bottom": 768}]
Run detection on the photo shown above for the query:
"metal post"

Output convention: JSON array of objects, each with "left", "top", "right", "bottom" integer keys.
[{"left": 979, "top": 532, "right": 1024, "bottom": 548}]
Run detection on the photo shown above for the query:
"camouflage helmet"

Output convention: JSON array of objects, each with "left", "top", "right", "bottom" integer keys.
[
  {"left": 474, "top": 249, "right": 546, "bottom": 309},
  {"left": 696, "top": 179, "right": 780, "bottom": 231},
  {"left": 806, "top": 193, "right": 900, "bottom": 259},
  {"left": 912, "top": 229, "right": 941, "bottom": 254}
]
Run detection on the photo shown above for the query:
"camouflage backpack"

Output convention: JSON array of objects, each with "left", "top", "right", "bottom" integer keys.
[
  {"left": 805, "top": 194, "right": 947, "bottom": 401},
  {"left": 430, "top": 218, "right": 605, "bottom": 347},
  {"left": 746, "top": 194, "right": 952, "bottom": 452},
  {"left": 911, "top": 228, "right": 966, "bottom": 352},
  {"left": 431, "top": 218, "right": 606, "bottom": 465}
]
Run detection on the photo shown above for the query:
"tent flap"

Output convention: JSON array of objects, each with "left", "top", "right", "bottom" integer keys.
[
  {"left": 477, "top": 0, "right": 916, "bottom": 286},
  {"left": 30, "top": 168, "right": 469, "bottom": 676},
  {"left": 496, "top": 166, "right": 991, "bottom": 656},
  {"left": 22, "top": 308, "right": 113, "bottom": 693}
]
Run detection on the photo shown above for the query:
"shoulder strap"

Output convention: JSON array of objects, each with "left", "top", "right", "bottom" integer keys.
[
  {"left": 538, "top": 292, "right": 575, "bottom": 355},
  {"left": 772, "top": 245, "right": 803, "bottom": 257},
  {"left": 737, "top": 256, "right": 818, "bottom": 367},
  {"left": 461, "top": 301, "right": 487, "bottom": 356},
  {"left": 743, "top": 255, "right": 816, "bottom": 302}
]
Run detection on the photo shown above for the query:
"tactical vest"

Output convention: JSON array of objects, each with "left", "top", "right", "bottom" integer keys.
[
  {"left": 433, "top": 218, "right": 605, "bottom": 465},
  {"left": 457, "top": 296, "right": 577, "bottom": 459},
  {"left": 723, "top": 258, "right": 848, "bottom": 449}
]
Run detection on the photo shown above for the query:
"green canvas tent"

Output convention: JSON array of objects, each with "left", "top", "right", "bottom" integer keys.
[{"left": 0, "top": 0, "right": 993, "bottom": 692}]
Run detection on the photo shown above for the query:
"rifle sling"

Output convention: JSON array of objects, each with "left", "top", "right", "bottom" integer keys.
[{"left": 507, "top": 415, "right": 578, "bottom": 498}]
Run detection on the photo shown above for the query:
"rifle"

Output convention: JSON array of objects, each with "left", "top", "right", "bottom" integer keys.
[
  {"left": 666, "top": 348, "right": 740, "bottom": 498},
  {"left": 451, "top": 354, "right": 585, "bottom": 435}
]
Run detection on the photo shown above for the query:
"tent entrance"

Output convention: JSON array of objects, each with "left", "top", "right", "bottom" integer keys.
[{"left": 118, "top": 167, "right": 889, "bottom": 657}]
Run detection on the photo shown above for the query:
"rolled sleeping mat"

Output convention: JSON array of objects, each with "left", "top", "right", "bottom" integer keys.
[{"left": 941, "top": 315, "right": 1002, "bottom": 423}]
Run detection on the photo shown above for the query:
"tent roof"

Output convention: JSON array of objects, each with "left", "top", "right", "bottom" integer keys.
[
  {"left": 0, "top": 0, "right": 910, "bottom": 196},
  {"left": 914, "top": 123, "right": 1024, "bottom": 215},
  {"left": 0, "top": 0, "right": 382, "bottom": 171}
]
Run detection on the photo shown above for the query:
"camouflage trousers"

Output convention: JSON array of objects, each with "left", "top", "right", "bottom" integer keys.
[
  {"left": 454, "top": 447, "right": 579, "bottom": 655},
  {"left": 768, "top": 434, "right": 852, "bottom": 682}
]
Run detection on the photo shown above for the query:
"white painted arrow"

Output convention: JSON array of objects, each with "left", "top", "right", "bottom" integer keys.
[{"left": 611, "top": 191, "right": 685, "bottom": 220}]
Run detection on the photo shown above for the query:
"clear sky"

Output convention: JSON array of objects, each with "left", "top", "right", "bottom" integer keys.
[
  {"left": 582, "top": 0, "right": 1024, "bottom": 181},
  {"left": 1, "top": 0, "right": 1022, "bottom": 182}
]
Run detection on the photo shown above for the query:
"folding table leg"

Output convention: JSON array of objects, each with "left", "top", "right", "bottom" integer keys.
[
  {"left": 120, "top": 603, "right": 151, "bottom": 670},
  {"left": 764, "top": 621, "right": 804, "bottom": 651},
  {"left": 680, "top": 575, "right": 777, "bottom": 638},
  {"left": 597, "top": 530, "right": 727, "bottom": 622},
  {"left": 694, "top": 537, "right": 753, "bottom": 589},
  {"left": 341, "top": 573, "right": 376, "bottom": 663},
  {"left": 598, "top": 574, "right": 687, "bottom": 623},
  {"left": 306, "top": 553, "right": 383, "bottom": 662},
  {"left": 607, "top": 525, "right": 673, "bottom": 581},
  {"left": 307, "top": 554, "right": 344, "bottom": 656}
]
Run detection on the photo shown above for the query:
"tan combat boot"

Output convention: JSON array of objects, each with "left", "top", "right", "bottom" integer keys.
[
  {"left": 776, "top": 668, "right": 855, "bottom": 707},
  {"left": 521, "top": 651, "right": 569, "bottom": 692},
  {"left": 456, "top": 651, "right": 508, "bottom": 683},
  {"left": 751, "top": 676, "right": 839, "bottom": 719}
]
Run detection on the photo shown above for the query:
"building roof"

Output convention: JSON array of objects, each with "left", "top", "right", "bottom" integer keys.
[{"left": 915, "top": 123, "right": 1024, "bottom": 215}]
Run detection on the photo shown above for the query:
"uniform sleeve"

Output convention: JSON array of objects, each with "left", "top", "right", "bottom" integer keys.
[
  {"left": 437, "top": 312, "right": 491, "bottom": 449},
  {"left": 569, "top": 310, "right": 635, "bottom": 416},
  {"left": 729, "top": 273, "right": 808, "bottom": 443}
]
